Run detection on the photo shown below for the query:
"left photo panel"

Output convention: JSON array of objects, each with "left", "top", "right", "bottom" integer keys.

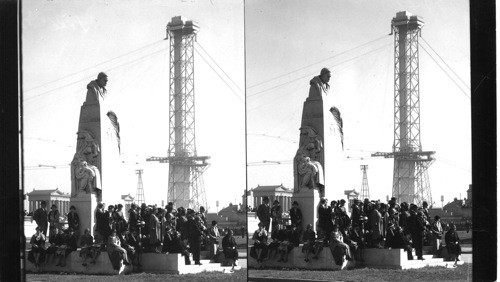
[{"left": 22, "top": 0, "right": 247, "bottom": 279}]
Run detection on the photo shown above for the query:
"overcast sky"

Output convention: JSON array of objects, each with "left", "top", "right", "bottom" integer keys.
[
  {"left": 22, "top": 0, "right": 245, "bottom": 211},
  {"left": 245, "top": 0, "right": 471, "bottom": 206}
]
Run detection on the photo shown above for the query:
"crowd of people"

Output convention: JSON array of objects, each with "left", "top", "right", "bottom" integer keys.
[
  {"left": 29, "top": 200, "right": 240, "bottom": 272},
  {"left": 251, "top": 196, "right": 463, "bottom": 266}
]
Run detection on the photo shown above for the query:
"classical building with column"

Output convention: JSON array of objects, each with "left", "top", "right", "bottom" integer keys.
[
  {"left": 27, "top": 188, "right": 71, "bottom": 215},
  {"left": 344, "top": 189, "right": 360, "bottom": 213},
  {"left": 250, "top": 184, "right": 293, "bottom": 212}
]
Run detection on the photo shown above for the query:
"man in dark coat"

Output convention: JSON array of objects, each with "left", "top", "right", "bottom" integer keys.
[
  {"left": 186, "top": 209, "right": 205, "bottom": 265},
  {"left": 317, "top": 198, "right": 331, "bottom": 235},
  {"left": 350, "top": 199, "right": 363, "bottom": 229},
  {"left": 257, "top": 197, "right": 271, "bottom": 232},
  {"left": 398, "top": 202, "right": 411, "bottom": 235},
  {"left": 128, "top": 203, "right": 139, "bottom": 232},
  {"left": 67, "top": 206, "right": 80, "bottom": 235},
  {"left": 408, "top": 205, "right": 426, "bottom": 260},
  {"left": 32, "top": 201, "right": 48, "bottom": 235},
  {"left": 289, "top": 201, "right": 303, "bottom": 232}
]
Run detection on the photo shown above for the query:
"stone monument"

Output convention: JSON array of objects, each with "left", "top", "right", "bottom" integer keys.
[
  {"left": 292, "top": 68, "right": 344, "bottom": 231},
  {"left": 69, "top": 72, "right": 122, "bottom": 236}
]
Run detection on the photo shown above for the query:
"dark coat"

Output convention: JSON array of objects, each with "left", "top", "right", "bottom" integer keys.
[
  {"left": 289, "top": 207, "right": 303, "bottom": 227},
  {"left": 33, "top": 208, "right": 48, "bottom": 228},
  {"left": 257, "top": 204, "right": 271, "bottom": 224},
  {"left": 318, "top": 205, "right": 332, "bottom": 232},
  {"left": 67, "top": 211, "right": 80, "bottom": 231}
]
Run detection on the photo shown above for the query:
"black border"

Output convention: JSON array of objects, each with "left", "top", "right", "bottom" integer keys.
[
  {"left": 0, "top": 1, "right": 23, "bottom": 281},
  {"left": 471, "top": 0, "right": 497, "bottom": 281}
]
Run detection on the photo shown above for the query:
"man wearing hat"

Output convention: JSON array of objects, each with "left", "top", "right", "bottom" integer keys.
[
  {"left": 32, "top": 201, "right": 48, "bottom": 235},
  {"left": 430, "top": 215, "right": 443, "bottom": 256},
  {"left": 408, "top": 205, "right": 426, "bottom": 260},
  {"left": 257, "top": 196, "right": 271, "bottom": 232},
  {"left": 270, "top": 200, "right": 282, "bottom": 233},
  {"left": 289, "top": 201, "right": 303, "bottom": 232}
]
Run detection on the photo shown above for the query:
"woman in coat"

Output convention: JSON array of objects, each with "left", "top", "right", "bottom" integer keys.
[
  {"left": 445, "top": 223, "right": 462, "bottom": 265},
  {"left": 149, "top": 207, "right": 161, "bottom": 253},
  {"left": 222, "top": 229, "right": 239, "bottom": 271}
]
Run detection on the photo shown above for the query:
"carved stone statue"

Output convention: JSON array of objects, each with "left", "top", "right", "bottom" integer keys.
[
  {"left": 309, "top": 68, "right": 331, "bottom": 98},
  {"left": 86, "top": 72, "right": 108, "bottom": 103},
  {"left": 297, "top": 126, "right": 323, "bottom": 164},
  {"left": 85, "top": 72, "right": 121, "bottom": 153},
  {"left": 74, "top": 158, "right": 101, "bottom": 194},
  {"left": 71, "top": 130, "right": 102, "bottom": 196},
  {"left": 294, "top": 126, "right": 325, "bottom": 193}
]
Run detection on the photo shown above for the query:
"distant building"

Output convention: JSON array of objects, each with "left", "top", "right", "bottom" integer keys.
[
  {"left": 27, "top": 188, "right": 71, "bottom": 215},
  {"left": 465, "top": 184, "right": 472, "bottom": 207},
  {"left": 250, "top": 184, "right": 293, "bottom": 212},
  {"left": 205, "top": 203, "right": 245, "bottom": 234},
  {"left": 121, "top": 193, "right": 135, "bottom": 220},
  {"left": 344, "top": 189, "right": 360, "bottom": 213}
]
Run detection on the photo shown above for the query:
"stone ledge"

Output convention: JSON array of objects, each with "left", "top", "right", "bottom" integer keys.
[
  {"left": 26, "top": 250, "right": 242, "bottom": 275},
  {"left": 248, "top": 247, "right": 353, "bottom": 270},
  {"left": 25, "top": 250, "right": 132, "bottom": 275},
  {"left": 248, "top": 245, "right": 457, "bottom": 270}
]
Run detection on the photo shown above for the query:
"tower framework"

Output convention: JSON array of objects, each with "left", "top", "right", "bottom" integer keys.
[
  {"left": 147, "top": 16, "right": 209, "bottom": 210},
  {"left": 360, "top": 165, "right": 370, "bottom": 200},
  {"left": 135, "top": 169, "right": 145, "bottom": 205},
  {"left": 372, "top": 11, "right": 435, "bottom": 206}
]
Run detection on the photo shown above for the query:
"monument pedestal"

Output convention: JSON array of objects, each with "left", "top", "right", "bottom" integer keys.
[
  {"left": 76, "top": 100, "right": 123, "bottom": 205},
  {"left": 291, "top": 188, "right": 320, "bottom": 232},
  {"left": 70, "top": 193, "right": 97, "bottom": 236},
  {"left": 299, "top": 94, "right": 345, "bottom": 201}
]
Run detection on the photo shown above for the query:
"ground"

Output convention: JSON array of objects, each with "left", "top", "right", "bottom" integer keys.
[
  {"left": 26, "top": 269, "right": 246, "bottom": 281},
  {"left": 248, "top": 264, "right": 472, "bottom": 281}
]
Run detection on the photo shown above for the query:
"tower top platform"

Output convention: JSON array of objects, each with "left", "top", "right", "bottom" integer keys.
[
  {"left": 167, "top": 16, "right": 199, "bottom": 33},
  {"left": 392, "top": 11, "right": 424, "bottom": 29}
]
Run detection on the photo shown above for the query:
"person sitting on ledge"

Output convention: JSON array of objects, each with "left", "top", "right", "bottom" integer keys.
[
  {"left": 80, "top": 228, "right": 100, "bottom": 266},
  {"left": 126, "top": 229, "right": 143, "bottom": 267},
  {"left": 351, "top": 225, "right": 365, "bottom": 262},
  {"left": 266, "top": 223, "right": 281, "bottom": 260},
  {"left": 44, "top": 226, "right": 59, "bottom": 264},
  {"left": 302, "top": 224, "right": 315, "bottom": 262},
  {"left": 118, "top": 229, "right": 136, "bottom": 268},
  {"left": 340, "top": 222, "right": 358, "bottom": 261},
  {"left": 222, "top": 229, "right": 239, "bottom": 272},
  {"left": 276, "top": 224, "right": 293, "bottom": 263},
  {"left": 329, "top": 224, "right": 353, "bottom": 266},
  {"left": 289, "top": 224, "right": 301, "bottom": 248},
  {"left": 251, "top": 222, "right": 268, "bottom": 263},
  {"left": 107, "top": 229, "right": 131, "bottom": 270},
  {"left": 28, "top": 227, "right": 46, "bottom": 270},
  {"left": 386, "top": 224, "right": 413, "bottom": 260},
  {"left": 62, "top": 228, "right": 78, "bottom": 267},
  {"left": 312, "top": 229, "right": 328, "bottom": 260},
  {"left": 54, "top": 228, "right": 69, "bottom": 267}
]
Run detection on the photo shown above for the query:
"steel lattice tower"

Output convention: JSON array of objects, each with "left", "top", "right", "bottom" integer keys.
[
  {"left": 360, "top": 165, "right": 370, "bottom": 200},
  {"left": 147, "top": 16, "right": 209, "bottom": 210},
  {"left": 372, "top": 11, "right": 435, "bottom": 206},
  {"left": 135, "top": 169, "right": 145, "bottom": 205}
]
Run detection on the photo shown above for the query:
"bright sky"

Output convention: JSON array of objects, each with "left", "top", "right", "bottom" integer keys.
[
  {"left": 245, "top": 0, "right": 471, "bottom": 206},
  {"left": 22, "top": 0, "right": 245, "bottom": 211}
]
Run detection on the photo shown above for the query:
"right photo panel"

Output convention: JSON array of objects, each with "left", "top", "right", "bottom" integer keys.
[{"left": 245, "top": 0, "right": 471, "bottom": 280}]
